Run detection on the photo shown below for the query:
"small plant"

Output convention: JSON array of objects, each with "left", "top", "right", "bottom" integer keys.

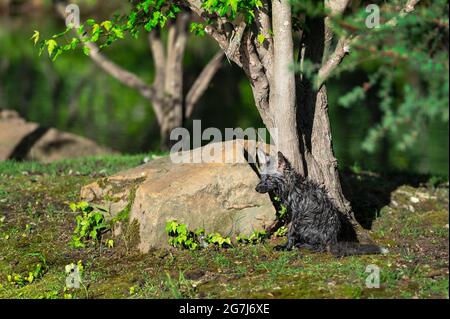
[
  {"left": 70, "top": 202, "right": 110, "bottom": 248},
  {"left": 165, "top": 220, "right": 200, "bottom": 250},
  {"left": 106, "top": 239, "right": 114, "bottom": 248},
  {"left": 206, "top": 233, "right": 232, "bottom": 248},
  {"left": 273, "top": 226, "right": 288, "bottom": 237},
  {"left": 274, "top": 196, "right": 288, "bottom": 222},
  {"left": 163, "top": 271, "right": 196, "bottom": 299},
  {"left": 166, "top": 220, "right": 232, "bottom": 250},
  {"left": 7, "top": 255, "right": 48, "bottom": 287},
  {"left": 237, "top": 230, "right": 268, "bottom": 244}
]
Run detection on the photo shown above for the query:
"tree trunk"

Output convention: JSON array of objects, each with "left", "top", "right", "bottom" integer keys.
[
  {"left": 248, "top": 3, "right": 352, "bottom": 217},
  {"left": 158, "top": 98, "right": 183, "bottom": 151},
  {"left": 296, "top": 17, "right": 352, "bottom": 216},
  {"left": 298, "top": 84, "right": 352, "bottom": 215},
  {"left": 269, "top": 0, "right": 304, "bottom": 173}
]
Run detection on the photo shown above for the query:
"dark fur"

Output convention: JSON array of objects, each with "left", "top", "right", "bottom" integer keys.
[{"left": 256, "top": 151, "right": 381, "bottom": 257}]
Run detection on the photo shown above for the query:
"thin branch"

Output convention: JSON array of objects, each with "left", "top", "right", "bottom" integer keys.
[
  {"left": 324, "top": 0, "right": 351, "bottom": 62},
  {"left": 54, "top": 1, "right": 165, "bottom": 124},
  {"left": 387, "top": 0, "right": 421, "bottom": 26},
  {"left": 317, "top": 37, "right": 351, "bottom": 86},
  {"left": 148, "top": 30, "right": 166, "bottom": 92},
  {"left": 185, "top": 51, "right": 224, "bottom": 118},
  {"left": 317, "top": 0, "right": 421, "bottom": 87}
]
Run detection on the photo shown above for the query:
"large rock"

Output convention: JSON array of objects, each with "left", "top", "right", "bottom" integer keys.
[
  {"left": 81, "top": 139, "right": 276, "bottom": 252},
  {"left": 0, "top": 109, "right": 114, "bottom": 162}
]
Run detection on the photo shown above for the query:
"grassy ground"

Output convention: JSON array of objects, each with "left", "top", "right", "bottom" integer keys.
[{"left": 0, "top": 155, "right": 448, "bottom": 299}]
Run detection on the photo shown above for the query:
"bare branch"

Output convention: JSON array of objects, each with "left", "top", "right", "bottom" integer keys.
[
  {"left": 185, "top": 51, "right": 224, "bottom": 118},
  {"left": 318, "top": 0, "right": 421, "bottom": 86},
  {"left": 325, "top": 0, "right": 350, "bottom": 15},
  {"left": 148, "top": 30, "right": 166, "bottom": 92},
  {"left": 324, "top": 0, "right": 351, "bottom": 61},
  {"left": 54, "top": 1, "right": 166, "bottom": 124},
  {"left": 317, "top": 37, "right": 351, "bottom": 87},
  {"left": 387, "top": 0, "right": 421, "bottom": 26}
]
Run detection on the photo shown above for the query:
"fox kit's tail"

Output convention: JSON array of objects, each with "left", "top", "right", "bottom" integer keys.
[{"left": 329, "top": 242, "right": 388, "bottom": 257}]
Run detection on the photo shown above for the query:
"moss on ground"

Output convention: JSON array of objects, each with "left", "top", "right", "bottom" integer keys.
[{"left": 0, "top": 157, "right": 448, "bottom": 299}]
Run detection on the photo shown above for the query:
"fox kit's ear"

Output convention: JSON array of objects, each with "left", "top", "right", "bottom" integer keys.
[
  {"left": 277, "top": 151, "right": 290, "bottom": 171},
  {"left": 257, "top": 147, "right": 271, "bottom": 167}
]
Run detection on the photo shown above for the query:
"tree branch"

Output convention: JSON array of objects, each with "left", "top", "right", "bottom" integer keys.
[
  {"left": 324, "top": 0, "right": 350, "bottom": 62},
  {"left": 185, "top": 51, "right": 224, "bottom": 118},
  {"left": 317, "top": 36, "right": 351, "bottom": 86},
  {"left": 254, "top": 0, "right": 274, "bottom": 82},
  {"left": 186, "top": 0, "right": 243, "bottom": 67},
  {"left": 148, "top": 30, "right": 166, "bottom": 93},
  {"left": 317, "top": 0, "right": 421, "bottom": 87},
  {"left": 54, "top": 1, "right": 165, "bottom": 124}
]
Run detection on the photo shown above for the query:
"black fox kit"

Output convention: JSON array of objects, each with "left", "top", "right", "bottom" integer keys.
[{"left": 255, "top": 148, "right": 384, "bottom": 257}]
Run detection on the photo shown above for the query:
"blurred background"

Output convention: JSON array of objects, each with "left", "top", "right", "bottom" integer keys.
[{"left": 0, "top": 0, "right": 448, "bottom": 176}]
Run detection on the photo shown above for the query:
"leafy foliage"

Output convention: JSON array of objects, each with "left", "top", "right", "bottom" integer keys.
[
  {"left": 34, "top": 0, "right": 265, "bottom": 59},
  {"left": 70, "top": 202, "right": 110, "bottom": 248},
  {"left": 236, "top": 230, "right": 268, "bottom": 244},
  {"left": 205, "top": 232, "right": 232, "bottom": 248},
  {"left": 166, "top": 220, "right": 286, "bottom": 250},
  {"left": 273, "top": 196, "right": 288, "bottom": 223},
  {"left": 303, "top": 0, "right": 449, "bottom": 153},
  {"left": 273, "top": 226, "right": 288, "bottom": 237},
  {"left": 165, "top": 220, "right": 202, "bottom": 250},
  {"left": 7, "top": 254, "right": 48, "bottom": 287}
]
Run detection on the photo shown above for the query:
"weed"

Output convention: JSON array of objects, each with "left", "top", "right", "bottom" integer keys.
[
  {"left": 70, "top": 202, "right": 110, "bottom": 248},
  {"left": 7, "top": 254, "right": 48, "bottom": 287},
  {"left": 237, "top": 230, "right": 268, "bottom": 244}
]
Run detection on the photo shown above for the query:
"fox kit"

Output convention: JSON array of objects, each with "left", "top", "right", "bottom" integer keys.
[{"left": 255, "top": 148, "right": 383, "bottom": 257}]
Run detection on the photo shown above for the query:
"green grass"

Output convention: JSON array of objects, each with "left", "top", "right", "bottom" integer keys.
[
  {"left": 0, "top": 152, "right": 166, "bottom": 177},
  {"left": 0, "top": 155, "right": 448, "bottom": 299}
]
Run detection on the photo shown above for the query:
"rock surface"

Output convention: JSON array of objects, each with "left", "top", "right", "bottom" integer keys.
[
  {"left": 81, "top": 139, "right": 276, "bottom": 252},
  {"left": 0, "top": 109, "right": 114, "bottom": 162}
]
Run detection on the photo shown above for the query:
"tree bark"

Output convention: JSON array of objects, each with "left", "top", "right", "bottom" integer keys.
[
  {"left": 296, "top": 16, "right": 352, "bottom": 215},
  {"left": 269, "top": 0, "right": 303, "bottom": 173}
]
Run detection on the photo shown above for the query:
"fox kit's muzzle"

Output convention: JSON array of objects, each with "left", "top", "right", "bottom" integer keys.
[{"left": 255, "top": 182, "right": 269, "bottom": 193}]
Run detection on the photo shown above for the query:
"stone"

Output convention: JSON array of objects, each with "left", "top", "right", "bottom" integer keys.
[
  {"left": 0, "top": 108, "right": 114, "bottom": 162},
  {"left": 81, "top": 139, "right": 276, "bottom": 252}
]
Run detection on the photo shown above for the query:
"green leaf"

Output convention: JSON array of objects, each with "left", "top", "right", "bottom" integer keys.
[
  {"left": 257, "top": 34, "right": 266, "bottom": 45},
  {"left": 31, "top": 30, "right": 40, "bottom": 45},
  {"left": 83, "top": 46, "right": 91, "bottom": 56},
  {"left": 69, "top": 202, "right": 77, "bottom": 212},
  {"left": 101, "top": 20, "right": 112, "bottom": 32},
  {"left": 112, "top": 28, "right": 124, "bottom": 39},
  {"left": 46, "top": 39, "right": 58, "bottom": 57},
  {"left": 230, "top": 0, "right": 238, "bottom": 14}
]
